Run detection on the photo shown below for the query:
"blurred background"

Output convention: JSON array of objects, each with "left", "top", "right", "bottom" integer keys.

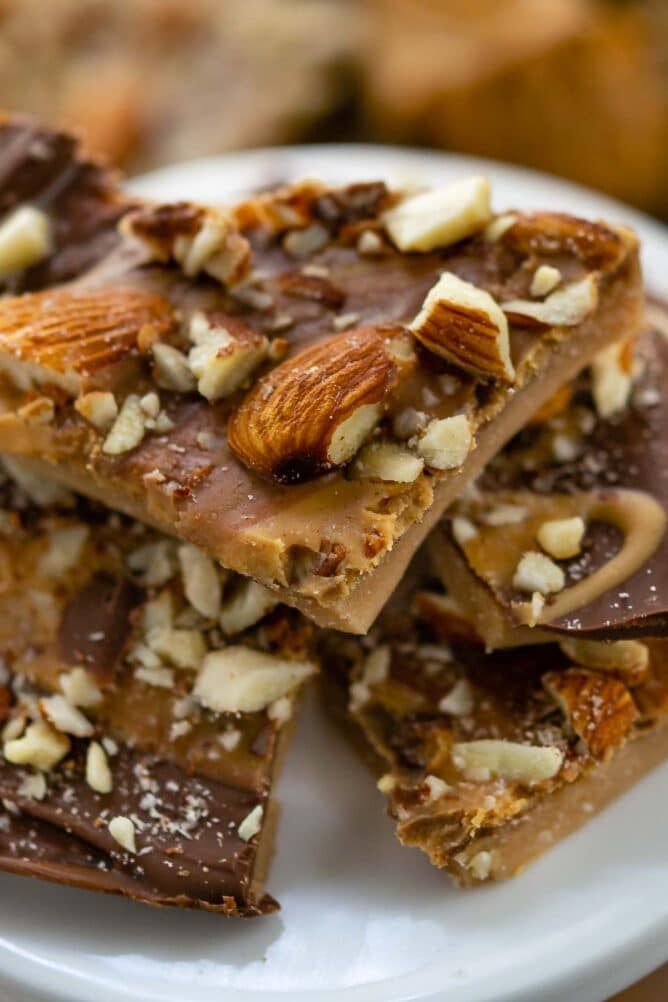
[{"left": 0, "top": 0, "right": 665, "bottom": 215}]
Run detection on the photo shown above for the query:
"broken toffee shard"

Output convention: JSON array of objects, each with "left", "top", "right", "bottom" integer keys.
[
  {"left": 320, "top": 563, "right": 668, "bottom": 885},
  {"left": 432, "top": 319, "right": 668, "bottom": 648},
  {"left": 0, "top": 476, "right": 316, "bottom": 915},
  {"left": 0, "top": 116, "right": 644, "bottom": 632}
]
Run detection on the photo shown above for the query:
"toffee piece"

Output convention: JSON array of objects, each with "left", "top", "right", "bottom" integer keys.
[
  {"left": 0, "top": 475, "right": 316, "bottom": 915},
  {"left": 320, "top": 564, "right": 668, "bottom": 885},
  {"left": 0, "top": 117, "right": 643, "bottom": 633},
  {"left": 433, "top": 321, "right": 668, "bottom": 647}
]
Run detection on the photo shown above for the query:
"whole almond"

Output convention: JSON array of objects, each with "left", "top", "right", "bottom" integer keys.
[{"left": 228, "top": 327, "right": 400, "bottom": 484}]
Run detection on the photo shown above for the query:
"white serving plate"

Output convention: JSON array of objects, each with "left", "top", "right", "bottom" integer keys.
[{"left": 1, "top": 147, "right": 667, "bottom": 1002}]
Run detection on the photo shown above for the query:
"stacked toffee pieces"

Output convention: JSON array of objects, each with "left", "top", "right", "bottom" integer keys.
[{"left": 0, "top": 114, "right": 664, "bottom": 915}]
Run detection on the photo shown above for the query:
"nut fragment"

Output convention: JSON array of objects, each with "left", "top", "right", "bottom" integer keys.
[
  {"left": 502, "top": 275, "right": 599, "bottom": 327},
  {"left": 102, "top": 394, "right": 146, "bottom": 455},
  {"left": 178, "top": 543, "right": 221, "bottom": 619},
  {"left": 451, "top": 516, "right": 477, "bottom": 546},
  {"left": 530, "top": 265, "right": 562, "bottom": 298},
  {"left": 120, "top": 202, "right": 249, "bottom": 286},
  {"left": 59, "top": 668, "right": 103, "bottom": 708},
  {"left": 39, "top": 694, "right": 93, "bottom": 738},
  {"left": 559, "top": 637, "right": 649, "bottom": 686},
  {"left": 452, "top": 739, "right": 563, "bottom": 783},
  {"left": 108, "top": 815, "right": 136, "bottom": 853},
  {"left": 3, "top": 721, "right": 70, "bottom": 771},
  {"left": 351, "top": 441, "right": 424, "bottom": 482},
  {"left": 417, "top": 414, "right": 473, "bottom": 471},
  {"left": 194, "top": 646, "right": 315, "bottom": 713},
  {"left": 410, "top": 272, "right": 514, "bottom": 382},
  {"left": 591, "top": 339, "right": 633, "bottom": 419},
  {"left": 382, "top": 176, "right": 491, "bottom": 252},
  {"left": 86, "top": 740, "right": 113, "bottom": 794},
  {"left": 219, "top": 579, "right": 279, "bottom": 636},
  {"left": 513, "top": 551, "right": 565, "bottom": 596},
  {"left": 238, "top": 804, "right": 264, "bottom": 842},
  {"left": 188, "top": 312, "right": 268, "bottom": 402},
  {"left": 38, "top": 525, "right": 89, "bottom": 577},
  {"left": 147, "top": 627, "right": 206, "bottom": 670},
  {"left": 17, "top": 772, "right": 47, "bottom": 801},
  {"left": 543, "top": 669, "right": 638, "bottom": 759},
  {"left": 152, "top": 341, "right": 196, "bottom": 392},
  {"left": 0, "top": 205, "right": 50, "bottom": 278},
  {"left": 75, "top": 390, "right": 119, "bottom": 430},
  {"left": 228, "top": 327, "right": 398, "bottom": 484},
  {"left": 127, "top": 540, "right": 176, "bottom": 587},
  {"left": 438, "top": 678, "right": 474, "bottom": 716},
  {"left": 537, "top": 516, "right": 585, "bottom": 560}
]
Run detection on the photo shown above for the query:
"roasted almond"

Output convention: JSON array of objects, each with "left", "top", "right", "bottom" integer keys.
[
  {"left": 502, "top": 275, "right": 598, "bottom": 328},
  {"left": 228, "top": 326, "right": 400, "bottom": 484},
  {"left": 410, "top": 272, "right": 514, "bottom": 382},
  {"left": 543, "top": 668, "right": 638, "bottom": 760},
  {"left": 0, "top": 286, "right": 174, "bottom": 396},
  {"left": 381, "top": 176, "right": 491, "bottom": 252},
  {"left": 499, "top": 212, "right": 630, "bottom": 270}
]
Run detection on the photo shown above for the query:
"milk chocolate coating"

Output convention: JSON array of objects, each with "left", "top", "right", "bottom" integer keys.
[
  {"left": 0, "top": 745, "right": 275, "bottom": 917},
  {"left": 481, "top": 331, "right": 668, "bottom": 637}
]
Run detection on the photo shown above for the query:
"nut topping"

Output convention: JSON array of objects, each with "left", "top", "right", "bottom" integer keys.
[
  {"left": 452, "top": 739, "right": 563, "bottom": 784},
  {"left": 410, "top": 272, "right": 515, "bottom": 382},
  {"left": 352, "top": 441, "right": 424, "bottom": 482},
  {"left": 3, "top": 720, "right": 70, "bottom": 771},
  {"left": 502, "top": 275, "right": 599, "bottom": 328},
  {"left": 382, "top": 176, "right": 491, "bottom": 252},
  {"left": 188, "top": 312, "right": 268, "bottom": 402},
  {"left": 512, "top": 551, "right": 565, "bottom": 596},
  {"left": 559, "top": 637, "right": 649, "bottom": 686},
  {"left": 591, "top": 338, "right": 633, "bottom": 418},
  {"left": 120, "top": 202, "right": 250, "bottom": 286},
  {"left": 228, "top": 327, "right": 399, "bottom": 484},
  {"left": 193, "top": 646, "right": 316, "bottom": 713},
  {"left": 543, "top": 669, "right": 638, "bottom": 759},
  {"left": 417, "top": 414, "right": 473, "bottom": 471},
  {"left": 536, "top": 516, "right": 585, "bottom": 560},
  {"left": 0, "top": 205, "right": 50, "bottom": 278}
]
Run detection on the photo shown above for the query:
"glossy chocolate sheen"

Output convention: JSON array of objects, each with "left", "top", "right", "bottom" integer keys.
[{"left": 476, "top": 331, "right": 668, "bottom": 637}]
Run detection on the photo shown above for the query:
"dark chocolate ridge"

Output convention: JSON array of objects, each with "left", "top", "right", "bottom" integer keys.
[{"left": 0, "top": 744, "right": 276, "bottom": 917}]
